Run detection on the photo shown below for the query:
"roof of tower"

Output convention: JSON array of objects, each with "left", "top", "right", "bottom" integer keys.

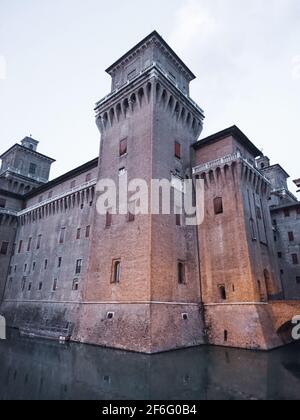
[
  {"left": 192, "top": 125, "right": 262, "bottom": 157},
  {"left": 105, "top": 30, "right": 196, "bottom": 81},
  {"left": 21, "top": 136, "right": 39, "bottom": 145},
  {"left": 0, "top": 143, "right": 55, "bottom": 162}
]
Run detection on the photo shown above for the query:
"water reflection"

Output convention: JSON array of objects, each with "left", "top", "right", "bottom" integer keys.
[{"left": 0, "top": 329, "right": 300, "bottom": 400}]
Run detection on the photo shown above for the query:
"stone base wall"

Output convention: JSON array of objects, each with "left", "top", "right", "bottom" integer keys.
[{"left": 204, "top": 302, "right": 300, "bottom": 350}]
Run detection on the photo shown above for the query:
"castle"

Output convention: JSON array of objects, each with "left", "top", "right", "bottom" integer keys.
[{"left": 1, "top": 31, "right": 300, "bottom": 353}]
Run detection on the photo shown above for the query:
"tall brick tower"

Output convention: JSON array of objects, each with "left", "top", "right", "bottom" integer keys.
[
  {"left": 77, "top": 31, "right": 205, "bottom": 353},
  {"left": 192, "top": 127, "right": 284, "bottom": 349}
]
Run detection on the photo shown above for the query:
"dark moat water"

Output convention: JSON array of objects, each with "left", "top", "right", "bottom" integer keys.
[{"left": 0, "top": 329, "right": 300, "bottom": 400}]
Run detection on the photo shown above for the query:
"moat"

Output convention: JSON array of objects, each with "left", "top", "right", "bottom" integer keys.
[{"left": 0, "top": 329, "right": 300, "bottom": 400}]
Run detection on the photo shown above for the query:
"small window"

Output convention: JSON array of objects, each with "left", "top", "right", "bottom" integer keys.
[
  {"left": 58, "top": 257, "right": 62, "bottom": 268},
  {"left": 296, "top": 277, "right": 300, "bottom": 285},
  {"left": 219, "top": 285, "right": 227, "bottom": 301},
  {"left": 119, "top": 139, "right": 127, "bottom": 157},
  {"left": 21, "top": 277, "right": 26, "bottom": 291},
  {"left": 72, "top": 279, "right": 79, "bottom": 291},
  {"left": 273, "top": 219, "right": 277, "bottom": 226},
  {"left": 8, "top": 266, "right": 12, "bottom": 275},
  {"left": 106, "top": 211, "right": 112, "bottom": 228},
  {"left": 38, "top": 282, "right": 43, "bottom": 291},
  {"left": 176, "top": 212, "right": 182, "bottom": 227},
  {"left": 250, "top": 218, "right": 256, "bottom": 240},
  {"left": 178, "top": 262, "right": 185, "bottom": 285},
  {"left": 182, "top": 313, "right": 188, "bottom": 320},
  {"left": 29, "top": 163, "right": 37, "bottom": 175},
  {"left": 70, "top": 180, "right": 76, "bottom": 189},
  {"left": 48, "top": 191, "right": 53, "bottom": 199},
  {"left": 111, "top": 260, "right": 121, "bottom": 284},
  {"left": 28, "top": 282, "right": 32, "bottom": 292},
  {"left": 284, "top": 209, "right": 290, "bottom": 218},
  {"left": 119, "top": 167, "right": 126, "bottom": 176},
  {"left": 0, "top": 241, "right": 9, "bottom": 255},
  {"left": 18, "top": 240, "right": 23, "bottom": 254},
  {"left": 224, "top": 330, "right": 228, "bottom": 342},
  {"left": 38, "top": 195, "right": 43, "bottom": 203},
  {"left": 292, "top": 254, "right": 299, "bottom": 265},
  {"left": 278, "top": 252, "right": 282, "bottom": 259},
  {"left": 288, "top": 232, "right": 294, "bottom": 242},
  {"left": 53, "top": 279, "right": 58, "bottom": 291},
  {"left": 0, "top": 198, "right": 6, "bottom": 208},
  {"left": 107, "top": 312, "right": 114, "bottom": 320},
  {"left": 85, "top": 225, "right": 90, "bottom": 238},
  {"left": 128, "top": 202, "right": 135, "bottom": 222},
  {"left": 85, "top": 173, "right": 92, "bottom": 183},
  {"left": 37, "top": 234, "right": 42, "bottom": 250},
  {"left": 32, "top": 262, "right": 36, "bottom": 271},
  {"left": 59, "top": 228, "right": 66, "bottom": 244},
  {"left": 76, "top": 228, "right": 81, "bottom": 240},
  {"left": 175, "top": 141, "right": 181, "bottom": 159},
  {"left": 214, "top": 197, "right": 223, "bottom": 215},
  {"left": 44, "top": 259, "right": 48, "bottom": 270},
  {"left": 75, "top": 259, "right": 82, "bottom": 275},
  {"left": 24, "top": 264, "right": 27, "bottom": 272},
  {"left": 27, "top": 237, "right": 32, "bottom": 252}
]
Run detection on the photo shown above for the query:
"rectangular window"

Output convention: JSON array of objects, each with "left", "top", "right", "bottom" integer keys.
[
  {"left": 72, "top": 279, "right": 79, "bottom": 291},
  {"left": 28, "top": 282, "right": 32, "bottom": 291},
  {"left": 44, "top": 259, "right": 48, "bottom": 270},
  {"left": 53, "top": 279, "right": 58, "bottom": 291},
  {"left": 256, "top": 206, "right": 262, "bottom": 220},
  {"left": 27, "top": 237, "right": 32, "bottom": 252},
  {"left": 296, "top": 277, "right": 300, "bottom": 285},
  {"left": 214, "top": 197, "right": 223, "bottom": 215},
  {"left": 29, "top": 163, "right": 37, "bottom": 175},
  {"left": 284, "top": 209, "right": 290, "bottom": 218},
  {"left": 24, "top": 264, "right": 27, "bottom": 272},
  {"left": 0, "top": 198, "right": 6, "bottom": 208},
  {"left": 0, "top": 241, "right": 9, "bottom": 255},
  {"left": 85, "top": 173, "right": 92, "bottom": 182},
  {"left": 175, "top": 141, "right": 181, "bottom": 159},
  {"left": 85, "top": 225, "right": 90, "bottom": 238},
  {"left": 38, "top": 282, "right": 43, "bottom": 291},
  {"left": 32, "top": 262, "right": 36, "bottom": 272},
  {"left": 76, "top": 228, "right": 81, "bottom": 240},
  {"left": 288, "top": 231, "right": 294, "bottom": 242},
  {"left": 111, "top": 260, "right": 121, "bottom": 284},
  {"left": 177, "top": 262, "right": 185, "bottom": 285},
  {"left": 58, "top": 257, "right": 62, "bottom": 268},
  {"left": 59, "top": 228, "right": 66, "bottom": 244},
  {"left": 75, "top": 259, "right": 82, "bottom": 275},
  {"left": 18, "top": 240, "right": 23, "bottom": 254},
  {"left": 128, "top": 202, "right": 135, "bottom": 222},
  {"left": 106, "top": 211, "right": 112, "bottom": 228},
  {"left": 48, "top": 191, "right": 53, "bottom": 199},
  {"left": 278, "top": 252, "right": 282, "bottom": 259},
  {"left": 176, "top": 213, "right": 182, "bottom": 227},
  {"left": 8, "top": 266, "right": 12, "bottom": 275},
  {"left": 119, "top": 138, "right": 127, "bottom": 157},
  {"left": 292, "top": 254, "right": 299, "bottom": 265},
  {"left": 37, "top": 234, "right": 42, "bottom": 250},
  {"left": 38, "top": 195, "right": 43, "bottom": 203},
  {"left": 70, "top": 180, "right": 76, "bottom": 189},
  {"left": 21, "top": 277, "right": 26, "bottom": 291}
]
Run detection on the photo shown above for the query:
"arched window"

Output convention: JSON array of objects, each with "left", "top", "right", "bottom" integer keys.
[{"left": 214, "top": 197, "right": 223, "bottom": 215}]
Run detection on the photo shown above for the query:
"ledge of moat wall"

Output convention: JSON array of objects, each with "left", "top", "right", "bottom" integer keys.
[{"left": 0, "top": 301, "right": 205, "bottom": 354}]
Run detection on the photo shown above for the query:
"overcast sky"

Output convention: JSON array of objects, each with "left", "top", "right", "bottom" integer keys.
[{"left": 0, "top": 0, "right": 299, "bottom": 193}]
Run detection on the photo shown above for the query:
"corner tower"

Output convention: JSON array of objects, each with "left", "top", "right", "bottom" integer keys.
[{"left": 78, "top": 31, "right": 205, "bottom": 353}]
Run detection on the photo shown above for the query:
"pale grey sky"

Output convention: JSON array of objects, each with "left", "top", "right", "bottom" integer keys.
[{"left": 0, "top": 0, "right": 299, "bottom": 192}]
